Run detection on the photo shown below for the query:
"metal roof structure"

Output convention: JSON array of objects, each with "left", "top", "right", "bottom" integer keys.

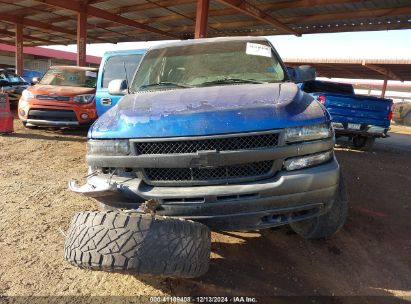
[
  {"left": 1, "top": 0, "right": 411, "bottom": 98},
  {"left": 0, "top": 44, "right": 101, "bottom": 64},
  {"left": 284, "top": 58, "right": 411, "bottom": 81},
  {"left": 0, "top": 0, "right": 410, "bottom": 46}
]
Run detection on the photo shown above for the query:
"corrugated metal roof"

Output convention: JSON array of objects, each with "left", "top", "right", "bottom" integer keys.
[{"left": 0, "top": 0, "right": 410, "bottom": 45}]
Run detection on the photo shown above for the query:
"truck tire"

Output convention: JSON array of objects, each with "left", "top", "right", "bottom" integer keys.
[
  {"left": 290, "top": 171, "right": 348, "bottom": 239},
  {"left": 352, "top": 135, "right": 375, "bottom": 151},
  {"left": 64, "top": 211, "right": 211, "bottom": 278}
]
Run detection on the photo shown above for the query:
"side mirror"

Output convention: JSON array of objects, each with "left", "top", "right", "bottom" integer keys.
[
  {"left": 31, "top": 77, "right": 40, "bottom": 85},
  {"left": 108, "top": 79, "right": 128, "bottom": 95},
  {"left": 287, "top": 65, "right": 316, "bottom": 83}
]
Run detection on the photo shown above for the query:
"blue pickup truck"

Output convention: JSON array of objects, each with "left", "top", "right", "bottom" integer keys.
[
  {"left": 95, "top": 49, "right": 146, "bottom": 117},
  {"left": 300, "top": 80, "right": 393, "bottom": 151},
  {"left": 67, "top": 37, "right": 348, "bottom": 276}
]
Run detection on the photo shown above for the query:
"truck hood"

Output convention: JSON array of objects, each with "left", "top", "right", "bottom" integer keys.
[
  {"left": 29, "top": 85, "right": 95, "bottom": 96},
  {"left": 90, "top": 83, "right": 328, "bottom": 139}
]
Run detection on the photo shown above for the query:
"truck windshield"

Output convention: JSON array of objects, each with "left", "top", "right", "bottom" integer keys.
[
  {"left": 39, "top": 68, "right": 97, "bottom": 88},
  {"left": 131, "top": 40, "right": 286, "bottom": 92}
]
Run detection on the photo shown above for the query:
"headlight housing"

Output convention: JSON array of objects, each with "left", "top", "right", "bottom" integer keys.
[
  {"left": 73, "top": 94, "right": 95, "bottom": 103},
  {"left": 20, "top": 89, "right": 34, "bottom": 102},
  {"left": 87, "top": 140, "right": 130, "bottom": 156},
  {"left": 284, "top": 150, "right": 333, "bottom": 171},
  {"left": 285, "top": 123, "right": 333, "bottom": 143}
]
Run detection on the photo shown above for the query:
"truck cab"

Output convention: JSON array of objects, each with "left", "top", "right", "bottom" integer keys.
[
  {"left": 96, "top": 49, "right": 147, "bottom": 117},
  {"left": 71, "top": 37, "right": 347, "bottom": 239}
]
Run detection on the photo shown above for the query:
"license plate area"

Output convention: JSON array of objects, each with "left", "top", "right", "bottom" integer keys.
[{"left": 347, "top": 123, "right": 361, "bottom": 130}]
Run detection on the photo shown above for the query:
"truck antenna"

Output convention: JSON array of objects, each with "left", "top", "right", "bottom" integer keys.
[{"left": 123, "top": 62, "right": 129, "bottom": 93}]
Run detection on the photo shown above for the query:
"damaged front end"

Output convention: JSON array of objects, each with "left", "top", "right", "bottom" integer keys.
[{"left": 69, "top": 127, "right": 339, "bottom": 231}]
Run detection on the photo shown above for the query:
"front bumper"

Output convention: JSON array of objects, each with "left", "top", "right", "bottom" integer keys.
[
  {"left": 19, "top": 104, "right": 96, "bottom": 127},
  {"left": 25, "top": 119, "right": 80, "bottom": 127},
  {"left": 4, "top": 87, "right": 27, "bottom": 103},
  {"left": 70, "top": 157, "right": 340, "bottom": 231}
]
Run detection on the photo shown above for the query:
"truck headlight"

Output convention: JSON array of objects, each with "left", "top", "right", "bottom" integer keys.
[
  {"left": 285, "top": 123, "right": 333, "bottom": 143},
  {"left": 284, "top": 150, "right": 333, "bottom": 171},
  {"left": 73, "top": 94, "right": 94, "bottom": 103},
  {"left": 87, "top": 140, "right": 130, "bottom": 156}
]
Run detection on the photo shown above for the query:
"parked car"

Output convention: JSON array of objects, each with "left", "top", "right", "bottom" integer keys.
[
  {"left": 96, "top": 49, "right": 147, "bottom": 116},
  {"left": 392, "top": 101, "right": 411, "bottom": 126},
  {"left": 0, "top": 69, "right": 29, "bottom": 103},
  {"left": 300, "top": 80, "right": 393, "bottom": 151},
  {"left": 21, "top": 69, "right": 44, "bottom": 85},
  {"left": 18, "top": 66, "right": 98, "bottom": 128},
  {"left": 66, "top": 37, "right": 348, "bottom": 276}
]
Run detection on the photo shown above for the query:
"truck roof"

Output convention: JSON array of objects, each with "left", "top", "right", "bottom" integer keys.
[
  {"left": 102, "top": 49, "right": 147, "bottom": 57},
  {"left": 148, "top": 36, "right": 269, "bottom": 51},
  {"left": 49, "top": 65, "right": 98, "bottom": 71}
]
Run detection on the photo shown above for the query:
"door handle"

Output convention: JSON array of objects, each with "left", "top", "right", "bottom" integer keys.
[{"left": 101, "top": 98, "right": 112, "bottom": 105}]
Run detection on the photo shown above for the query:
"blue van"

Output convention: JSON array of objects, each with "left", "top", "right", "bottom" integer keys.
[
  {"left": 21, "top": 69, "right": 44, "bottom": 84},
  {"left": 96, "top": 49, "right": 147, "bottom": 116}
]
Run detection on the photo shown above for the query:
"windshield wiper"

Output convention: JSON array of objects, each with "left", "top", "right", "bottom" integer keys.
[
  {"left": 197, "top": 78, "right": 267, "bottom": 86},
  {"left": 140, "top": 81, "right": 193, "bottom": 89}
]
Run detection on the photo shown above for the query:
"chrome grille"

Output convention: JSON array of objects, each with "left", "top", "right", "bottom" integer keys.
[
  {"left": 135, "top": 133, "right": 279, "bottom": 154},
  {"left": 143, "top": 160, "right": 274, "bottom": 184}
]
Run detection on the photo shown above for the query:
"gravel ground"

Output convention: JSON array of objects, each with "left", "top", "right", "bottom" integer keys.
[{"left": 0, "top": 120, "right": 410, "bottom": 302}]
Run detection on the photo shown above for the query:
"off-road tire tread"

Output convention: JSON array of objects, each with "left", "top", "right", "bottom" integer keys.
[{"left": 64, "top": 211, "right": 211, "bottom": 278}]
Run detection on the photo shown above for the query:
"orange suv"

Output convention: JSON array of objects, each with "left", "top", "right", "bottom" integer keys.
[{"left": 18, "top": 66, "right": 98, "bottom": 128}]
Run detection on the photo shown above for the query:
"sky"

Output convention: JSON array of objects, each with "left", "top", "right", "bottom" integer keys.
[{"left": 45, "top": 29, "right": 411, "bottom": 60}]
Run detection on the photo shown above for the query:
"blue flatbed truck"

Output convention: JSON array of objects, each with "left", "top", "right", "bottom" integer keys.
[
  {"left": 67, "top": 38, "right": 350, "bottom": 275},
  {"left": 300, "top": 80, "right": 393, "bottom": 151}
]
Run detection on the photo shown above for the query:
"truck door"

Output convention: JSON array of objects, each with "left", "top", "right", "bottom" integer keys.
[{"left": 96, "top": 52, "right": 145, "bottom": 117}]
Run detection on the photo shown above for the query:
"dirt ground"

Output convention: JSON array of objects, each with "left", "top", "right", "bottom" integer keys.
[{"left": 0, "top": 118, "right": 410, "bottom": 302}]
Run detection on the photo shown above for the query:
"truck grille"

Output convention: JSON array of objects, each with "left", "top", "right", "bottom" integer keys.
[
  {"left": 135, "top": 133, "right": 279, "bottom": 154},
  {"left": 28, "top": 109, "right": 77, "bottom": 121},
  {"left": 143, "top": 160, "right": 274, "bottom": 184},
  {"left": 36, "top": 95, "right": 70, "bottom": 101}
]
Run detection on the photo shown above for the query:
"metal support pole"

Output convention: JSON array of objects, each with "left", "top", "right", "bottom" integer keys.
[
  {"left": 381, "top": 76, "right": 388, "bottom": 98},
  {"left": 15, "top": 23, "right": 23, "bottom": 76},
  {"left": 194, "top": 0, "right": 209, "bottom": 39},
  {"left": 77, "top": 10, "right": 87, "bottom": 66}
]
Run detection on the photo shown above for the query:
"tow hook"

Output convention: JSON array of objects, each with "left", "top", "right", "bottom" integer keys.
[{"left": 136, "top": 199, "right": 160, "bottom": 215}]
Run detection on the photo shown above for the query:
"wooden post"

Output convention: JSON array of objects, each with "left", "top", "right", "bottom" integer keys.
[
  {"left": 381, "top": 75, "right": 388, "bottom": 98},
  {"left": 77, "top": 9, "right": 87, "bottom": 66},
  {"left": 15, "top": 23, "right": 23, "bottom": 76},
  {"left": 194, "top": 0, "right": 209, "bottom": 39}
]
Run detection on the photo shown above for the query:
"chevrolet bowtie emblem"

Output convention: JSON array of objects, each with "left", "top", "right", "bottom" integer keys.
[{"left": 190, "top": 150, "right": 221, "bottom": 168}]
